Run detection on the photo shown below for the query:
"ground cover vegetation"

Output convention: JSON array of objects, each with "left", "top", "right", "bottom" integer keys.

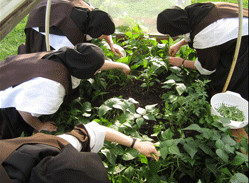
[
  {"left": 40, "top": 25, "right": 248, "bottom": 183},
  {"left": 0, "top": 2, "right": 248, "bottom": 182}
]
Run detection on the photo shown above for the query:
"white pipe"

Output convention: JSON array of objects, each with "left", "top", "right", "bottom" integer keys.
[
  {"left": 45, "top": 0, "right": 52, "bottom": 51},
  {"left": 222, "top": 0, "right": 243, "bottom": 92}
]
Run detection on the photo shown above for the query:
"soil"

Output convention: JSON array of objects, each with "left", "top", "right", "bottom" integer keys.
[
  {"left": 92, "top": 78, "right": 166, "bottom": 108},
  {"left": 89, "top": 73, "right": 203, "bottom": 143}
]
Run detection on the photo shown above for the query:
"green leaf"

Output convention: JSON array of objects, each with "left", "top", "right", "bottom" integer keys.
[
  {"left": 145, "top": 104, "right": 158, "bottom": 113},
  {"left": 181, "top": 153, "right": 196, "bottom": 166},
  {"left": 113, "top": 101, "right": 128, "bottom": 113},
  {"left": 199, "top": 144, "right": 215, "bottom": 156},
  {"left": 139, "top": 154, "right": 148, "bottom": 164},
  {"left": 82, "top": 101, "right": 92, "bottom": 112},
  {"left": 224, "top": 144, "right": 235, "bottom": 153},
  {"left": 215, "top": 139, "right": 225, "bottom": 149},
  {"left": 128, "top": 98, "right": 139, "bottom": 104},
  {"left": 117, "top": 56, "right": 129, "bottom": 64},
  {"left": 125, "top": 31, "right": 133, "bottom": 38},
  {"left": 183, "top": 143, "right": 198, "bottom": 159},
  {"left": 161, "top": 140, "right": 173, "bottom": 147},
  {"left": 123, "top": 166, "right": 136, "bottom": 179},
  {"left": 161, "top": 40, "right": 168, "bottom": 44},
  {"left": 163, "top": 79, "right": 176, "bottom": 86},
  {"left": 82, "top": 112, "right": 91, "bottom": 117},
  {"left": 169, "top": 66, "right": 181, "bottom": 73},
  {"left": 160, "top": 147, "right": 168, "bottom": 160},
  {"left": 176, "top": 83, "right": 186, "bottom": 95},
  {"left": 20, "top": 131, "right": 25, "bottom": 137},
  {"left": 136, "top": 118, "right": 145, "bottom": 128},
  {"left": 161, "top": 128, "right": 174, "bottom": 140},
  {"left": 122, "top": 149, "right": 139, "bottom": 161},
  {"left": 231, "top": 153, "right": 248, "bottom": 166},
  {"left": 230, "top": 173, "right": 248, "bottom": 183},
  {"left": 98, "top": 105, "right": 112, "bottom": 117},
  {"left": 143, "top": 114, "right": 156, "bottom": 121},
  {"left": 166, "top": 95, "right": 177, "bottom": 104},
  {"left": 216, "top": 149, "right": 229, "bottom": 163},
  {"left": 167, "top": 73, "right": 182, "bottom": 82},
  {"left": 240, "top": 138, "right": 249, "bottom": 154},
  {"left": 218, "top": 116, "right": 231, "bottom": 125},
  {"left": 168, "top": 145, "right": 181, "bottom": 156},
  {"left": 183, "top": 124, "right": 202, "bottom": 131},
  {"left": 101, "top": 149, "right": 117, "bottom": 166},
  {"left": 148, "top": 160, "right": 161, "bottom": 174},
  {"left": 206, "top": 163, "right": 219, "bottom": 177},
  {"left": 136, "top": 107, "right": 146, "bottom": 115},
  {"left": 220, "top": 167, "right": 232, "bottom": 176},
  {"left": 222, "top": 135, "right": 236, "bottom": 146},
  {"left": 112, "top": 164, "right": 126, "bottom": 175},
  {"left": 140, "top": 83, "right": 147, "bottom": 87},
  {"left": 147, "top": 174, "right": 161, "bottom": 183}
]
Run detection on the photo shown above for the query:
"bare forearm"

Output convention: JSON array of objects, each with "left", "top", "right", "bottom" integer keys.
[
  {"left": 100, "top": 60, "right": 130, "bottom": 74},
  {"left": 180, "top": 39, "right": 188, "bottom": 46},
  {"left": 183, "top": 60, "right": 197, "bottom": 70},
  {"left": 105, "top": 128, "right": 133, "bottom": 147},
  {"left": 104, "top": 127, "right": 159, "bottom": 159},
  {"left": 18, "top": 110, "right": 43, "bottom": 131},
  {"left": 99, "top": 35, "right": 114, "bottom": 47},
  {"left": 169, "top": 39, "right": 188, "bottom": 56},
  {"left": 18, "top": 110, "right": 57, "bottom": 132},
  {"left": 101, "top": 60, "right": 124, "bottom": 70},
  {"left": 104, "top": 35, "right": 114, "bottom": 47}
]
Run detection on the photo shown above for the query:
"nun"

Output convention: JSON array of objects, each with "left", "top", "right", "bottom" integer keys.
[
  {"left": 157, "top": 2, "right": 248, "bottom": 100},
  {"left": 19, "top": 0, "right": 124, "bottom": 57},
  {"left": 0, "top": 43, "right": 130, "bottom": 139},
  {"left": 0, "top": 120, "right": 159, "bottom": 183}
]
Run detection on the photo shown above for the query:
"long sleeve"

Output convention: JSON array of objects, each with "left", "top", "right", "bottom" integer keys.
[{"left": 57, "top": 121, "right": 106, "bottom": 153}]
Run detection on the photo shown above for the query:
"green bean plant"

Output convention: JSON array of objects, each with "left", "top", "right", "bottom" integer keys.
[{"left": 40, "top": 25, "right": 248, "bottom": 183}]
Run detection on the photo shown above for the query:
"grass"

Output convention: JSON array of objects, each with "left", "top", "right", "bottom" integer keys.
[{"left": 0, "top": 16, "right": 28, "bottom": 61}]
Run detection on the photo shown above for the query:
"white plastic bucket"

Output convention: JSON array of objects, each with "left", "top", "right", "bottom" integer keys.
[{"left": 210, "top": 91, "right": 248, "bottom": 129}]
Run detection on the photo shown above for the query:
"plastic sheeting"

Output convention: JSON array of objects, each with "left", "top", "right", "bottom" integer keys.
[{"left": 86, "top": 0, "right": 191, "bottom": 34}]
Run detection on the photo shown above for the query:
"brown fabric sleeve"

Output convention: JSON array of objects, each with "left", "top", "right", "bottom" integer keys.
[{"left": 67, "top": 123, "right": 91, "bottom": 152}]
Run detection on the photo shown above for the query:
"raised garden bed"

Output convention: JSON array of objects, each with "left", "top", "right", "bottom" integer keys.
[{"left": 41, "top": 25, "right": 248, "bottom": 183}]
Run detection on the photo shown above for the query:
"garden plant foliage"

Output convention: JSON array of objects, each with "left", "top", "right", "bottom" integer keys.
[
  {"left": 43, "top": 25, "right": 248, "bottom": 183},
  {"left": 0, "top": 1, "right": 248, "bottom": 182}
]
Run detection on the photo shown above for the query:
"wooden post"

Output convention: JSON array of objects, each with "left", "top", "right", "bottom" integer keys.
[{"left": 0, "top": 0, "right": 42, "bottom": 42}]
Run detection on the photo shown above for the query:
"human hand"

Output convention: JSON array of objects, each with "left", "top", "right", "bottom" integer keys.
[
  {"left": 98, "top": 35, "right": 125, "bottom": 57},
  {"left": 169, "top": 43, "right": 181, "bottom": 56},
  {"left": 134, "top": 141, "right": 160, "bottom": 161},
  {"left": 110, "top": 44, "right": 126, "bottom": 57},
  {"left": 168, "top": 57, "right": 184, "bottom": 67},
  {"left": 120, "top": 63, "right": 130, "bottom": 75},
  {"left": 39, "top": 121, "right": 58, "bottom": 132}
]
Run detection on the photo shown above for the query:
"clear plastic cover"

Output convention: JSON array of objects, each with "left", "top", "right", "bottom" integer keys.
[{"left": 86, "top": 0, "right": 191, "bottom": 34}]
